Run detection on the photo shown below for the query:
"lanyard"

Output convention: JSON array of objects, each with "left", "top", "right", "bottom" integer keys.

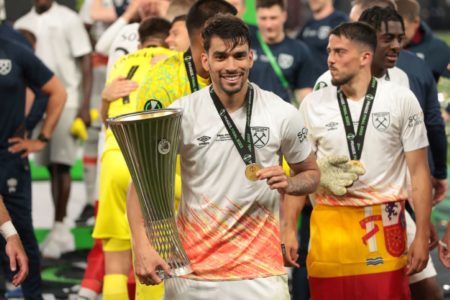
[
  {"left": 122, "top": 65, "right": 139, "bottom": 104},
  {"left": 183, "top": 49, "right": 200, "bottom": 93},
  {"left": 337, "top": 78, "right": 377, "bottom": 160},
  {"left": 210, "top": 84, "right": 255, "bottom": 165}
]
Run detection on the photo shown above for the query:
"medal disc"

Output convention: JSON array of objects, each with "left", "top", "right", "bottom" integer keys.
[{"left": 245, "top": 163, "right": 262, "bottom": 181}]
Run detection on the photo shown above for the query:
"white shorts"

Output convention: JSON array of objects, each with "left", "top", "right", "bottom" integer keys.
[
  {"left": 163, "top": 275, "right": 289, "bottom": 300},
  {"left": 405, "top": 210, "right": 437, "bottom": 284},
  {"left": 33, "top": 107, "right": 78, "bottom": 167}
]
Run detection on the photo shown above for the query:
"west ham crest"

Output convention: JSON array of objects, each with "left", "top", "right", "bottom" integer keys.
[
  {"left": 251, "top": 127, "right": 269, "bottom": 148},
  {"left": 372, "top": 112, "right": 390, "bottom": 132}
]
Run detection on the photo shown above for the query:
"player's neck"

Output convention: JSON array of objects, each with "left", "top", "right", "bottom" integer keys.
[
  {"left": 372, "top": 64, "right": 386, "bottom": 79},
  {"left": 341, "top": 70, "right": 372, "bottom": 101},
  {"left": 313, "top": 6, "right": 333, "bottom": 20},
  {"left": 214, "top": 83, "right": 248, "bottom": 113}
]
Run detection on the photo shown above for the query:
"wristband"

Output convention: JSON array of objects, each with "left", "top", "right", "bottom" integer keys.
[
  {"left": 37, "top": 133, "right": 50, "bottom": 143},
  {"left": 0, "top": 221, "right": 18, "bottom": 240}
]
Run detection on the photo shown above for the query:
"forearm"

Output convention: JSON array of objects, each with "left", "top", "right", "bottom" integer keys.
[
  {"left": 0, "top": 197, "right": 11, "bottom": 225},
  {"left": 282, "top": 194, "right": 306, "bottom": 231},
  {"left": 286, "top": 169, "right": 320, "bottom": 196},
  {"left": 427, "top": 125, "right": 447, "bottom": 179},
  {"left": 40, "top": 77, "right": 67, "bottom": 138},
  {"left": 410, "top": 174, "right": 432, "bottom": 239},
  {"left": 80, "top": 55, "right": 93, "bottom": 110}
]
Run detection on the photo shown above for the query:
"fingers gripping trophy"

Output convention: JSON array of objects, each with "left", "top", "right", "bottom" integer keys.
[{"left": 108, "top": 108, "right": 192, "bottom": 278}]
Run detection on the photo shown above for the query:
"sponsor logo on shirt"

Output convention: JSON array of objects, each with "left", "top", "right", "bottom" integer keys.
[
  {"left": 196, "top": 135, "right": 211, "bottom": 146},
  {"left": 278, "top": 53, "right": 294, "bottom": 69},
  {"left": 318, "top": 26, "right": 331, "bottom": 40},
  {"left": 297, "top": 128, "right": 308, "bottom": 143},
  {"left": 372, "top": 112, "right": 390, "bottom": 131},
  {"left": 407, "top": 112, "right": 424, "bottom": 128},
  {"left": 251, "top": 127, "right": 270, "bottom": 148},
  {"left": 0, "top": 59, "right": 12, "bottom": 75},
  {"left": 325, "top": 121, "right": 339, "bottom": 131}
]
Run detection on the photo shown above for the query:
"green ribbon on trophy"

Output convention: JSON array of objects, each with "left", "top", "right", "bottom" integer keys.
[{"left": 209, "top": 84, "right": 261, "bottom": 181}]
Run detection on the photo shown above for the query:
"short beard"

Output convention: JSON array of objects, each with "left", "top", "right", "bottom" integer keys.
[{"left": 331, "top": 74, "right": 352, "bottom": 86}]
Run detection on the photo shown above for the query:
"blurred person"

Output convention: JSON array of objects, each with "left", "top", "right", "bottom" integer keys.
[
  {"left": 90, "top": 0, "right": 128, "bottom": 23},
  {"left": 297, "top": 0, "right": 348, "bottom": 74},
  {"left": 227, "top": 0, "right": 246, "bottom": 19},
  {"left": 95, "top": 0, "right": 171, "bottom": 74},
  {"left": 395, "top": 0, "right": 450, "bottom": 82},
  {"left": 128, "top": 14, "right": 320, "bottom": 299},
  {"left": 165, "top": 0, "right": 196, "bottom": 22},
  {"left": 1, "top": 36, "right": 67, "bottom": 299},
  {"left": 439, "top": 223, "right": 450, "bottom": 268},
  {"left": 296, "top": 21, "right": 432, "bottom": 300},
  {"left": 14, "top": 0, "right": 93, "bottom": 260},
  {"left": 165, "top": 15, "right": 190, "bottom": 51},
  {"left": 250, "top": 0, "right": 317, "bottom": 104},
  {"left": 93, "top": 17, "right": 173, "bottom": 300}
]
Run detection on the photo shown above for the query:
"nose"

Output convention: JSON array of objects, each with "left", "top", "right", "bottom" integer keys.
[
  {"left": 225, "top": 57, "right": 237, "bottom": 70},
  {"left": 327, "top": 52, "right": 335, "bottom": 66},
  {"left": 391, "top": 38, "right": 401, "bottom": 51}
]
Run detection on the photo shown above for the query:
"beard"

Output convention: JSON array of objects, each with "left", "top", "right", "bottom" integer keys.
[
  {"left": 218, "top": 71, "right": 246, "bottom": 96},
  {"left": 331, "top": 73, "right": 353, "bottom": 86}
]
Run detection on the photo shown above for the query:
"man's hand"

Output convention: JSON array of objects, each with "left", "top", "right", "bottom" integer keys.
[
  {"left": 406, "top": 236, "right": 429, "bottom": 275},
  {"left": 281, "top": 226, "right": 299, "bottom": 268},
  {"left": 439, "top": 224, "right": 450, "bottom": 268},
  {"left": 133, "top": 239, "right": 172, "bottom": 285},
  {"left": 102, "top": 76, "right": 139, "bottom": 103},
  {"left": 318, "top": 156, "right": 365, "bottom": 196},
  {"left": 257, "top": 166, "right": 289, "bottom": 194},
  {"left": 8, "top": 137, "right": 46, "bottom": 157},
  {"left": 5, "top": 235, "right": 28, "bottom": 286},
  {"left": 431, "top": 177, "right": 448, "bottom": 206}
]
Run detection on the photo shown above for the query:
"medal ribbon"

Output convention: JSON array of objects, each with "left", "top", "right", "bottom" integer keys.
[
  {"left": 183, "top": 49, "right": 200, "bottom": 93},
  {"left": 337, "top": 77, "right": 377, "bottom": 160},
  {"left": 210, "top": 84, "right": 255, "bottom": 166}
]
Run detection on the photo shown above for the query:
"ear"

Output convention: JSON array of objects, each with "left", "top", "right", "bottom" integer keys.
[
  {"left": 281, "top": 10, "right": 287, "bottom": 23},
  {"left": 360, "top": 50, "right": 372, "bottom": 68},
  {"left": 201, "top": 51, "right": 209, "bottom": 72}
]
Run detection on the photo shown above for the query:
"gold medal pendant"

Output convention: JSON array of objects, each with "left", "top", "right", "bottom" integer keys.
[
  {"left": 349, "top": 160, "right": 364, "bottom": 169},
  {"left": 245, "top": 163, "right": 262, "bottom": 181}
]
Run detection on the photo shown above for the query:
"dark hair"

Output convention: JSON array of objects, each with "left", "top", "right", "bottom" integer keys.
[
  {"left": 351, "top": 0, "right": 397, "bottom": 11},
  {"left": 138, "top": 17, "right": 171, "bottom": 43},
  {"left": 395, "top": 0, "right": 420, "bottom": 21},
  {"left": 255, "top": 0, "right": 285, "bottom": 10},
  {"left": 186, "top": 0, "right": 237, "bottom": 37},
  {"left": 330, "top": 22, "right": 377, "bottom": 53},
  {"left": 359, "top": 6, "right": 405, "bottom": 33},
  {"left": 202, "top": 14, "right": 250, "bottom": 52},
  {"left": 172, "top": 14, "right": 186, "bottom": 25}
]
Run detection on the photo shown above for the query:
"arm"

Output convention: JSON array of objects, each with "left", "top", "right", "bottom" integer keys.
[
  {"left": 281, "top": 194, "right": 306, "bottom": 267},
  {"left": 405, "top": 148, "right": 432, "bottom": 275},
  {"left": 94, "top": 0, "right": 140, "bottom": 55},
  {"left": 257, "top": 152, "right": 320, "bottom": 196},
  {"left": 439, "top": 222, "right": 450, "bottom": 268},
  {"left": 90, "top": 0, "right": 117, "bottom": 22},
  {"left": 9, "top": 76, "right": 67, "bottom": 156},
  {"left": 0, "top": 196, "right": 28, "bottom": 286},
  {"left": 78, "top": 54, "right": 93, "bottom": 126},
  {"left": 127, "top": 183, "right": 171, "bottom": 285}
]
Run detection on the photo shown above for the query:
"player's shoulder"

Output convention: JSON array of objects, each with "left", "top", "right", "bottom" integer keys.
[
  {"left": 378, "top": 79, "right": 416, "bottom": 104},
  {"left": 303, "top": 83, "right": 336, "bottom": 107},
  {"left": 314, "top": 70, "right": 332, "bottom": 90},
  {"left": 54, "top": 3, "right": 83, "bottom": 19},
  {"left": 252, "top": 83, "right": 298, "bottom": 114},
  {"left": 170, "top": 85, "right": 211, "bottom": 111}
]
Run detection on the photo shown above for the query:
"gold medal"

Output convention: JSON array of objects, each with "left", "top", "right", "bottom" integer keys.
[
  {"left": 349, "top": 160, "right": 364, "bottom": 168},
  {"left": 245, "top": 163, "right": 262, "bottom": 181}
]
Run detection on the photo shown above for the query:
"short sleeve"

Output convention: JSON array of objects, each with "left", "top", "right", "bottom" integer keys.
[
  {"left": 298, "top": 97, "right": 317, "bottom": 153},
  {"left": 400, "top": 89, "right": 429, "bottom": 152},
  {"left": 66, "top": 13, "right": 92, "bottom": 58},
  {"left": 280, "top": 106, "right": 312, "bottom": 164},
  {"left": 19, "top": 43, "right": 54, "bottom": 88}
]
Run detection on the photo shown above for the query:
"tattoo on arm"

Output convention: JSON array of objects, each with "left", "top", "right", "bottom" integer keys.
[{"left": 286, "top": 170, "right": 319, "bottom": 195}]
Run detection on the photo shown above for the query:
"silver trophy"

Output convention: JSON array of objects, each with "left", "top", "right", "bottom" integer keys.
[{"left": 108, "top": 109, "right": 192, "bottom": 277}]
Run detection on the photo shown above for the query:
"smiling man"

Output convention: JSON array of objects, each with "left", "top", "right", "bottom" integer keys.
[{"left": 127, "top": 14, "right": 320, "bottom": 300}]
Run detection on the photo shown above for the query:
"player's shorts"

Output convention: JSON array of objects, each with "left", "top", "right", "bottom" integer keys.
[
  {"left": 162, "top": 275, "right": 289, "bottom": 300},
  {"left": 135, "top": 278, "right": 165, "bottom": 300},
  {"left": 33, "top": 107, "right": 78, "bottom": 166},
  {"left": 405, "top": 210, "right": 437, "bottom": 284},
  {"left": 93, "top": 149, "right": 131, "bottom": 241},
  {"left": 307, "top": 203, "right": 410, "bottom": 300},
  {"left": 102, "top": 238, "right": 131, "bottom": 252}
]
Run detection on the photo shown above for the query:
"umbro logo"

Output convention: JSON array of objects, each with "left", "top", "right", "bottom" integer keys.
[{"left": 196, "top": 136, "right": 211, "bottom": 146}]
